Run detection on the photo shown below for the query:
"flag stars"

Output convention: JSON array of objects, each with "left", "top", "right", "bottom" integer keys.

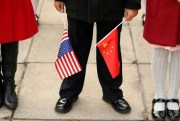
[
  {"left": 102, "top": 42, "right": 108, "bottom": 48},
  {"left": 102, "top": 46, "right": 114, "bottom": 55}
]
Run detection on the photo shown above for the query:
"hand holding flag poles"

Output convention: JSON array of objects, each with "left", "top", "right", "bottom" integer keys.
[
  {"left": 96, "top": 19, "right": 126, "bottom": 79},
  {"left": 96, "top": 19, "right": 126, "bottom": 45}
]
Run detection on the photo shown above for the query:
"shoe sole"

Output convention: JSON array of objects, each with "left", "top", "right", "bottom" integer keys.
[
  {"left": 167, "top": 116, "right": 179, "bottom": 121},
  {"left": 152, "top": 117, "right": 165, "bottom": 121},
  {"left": 55, "top": 97, "right": 78, "bottom": 114},
  {"left": 102, "top": 97, "right": 131, "bottom": 114},
  {"left": 4, "top": 100, "right": 18, "bottom": 110},
  {"left": 4, "top": 103, "right": 17, "bottom": 110},
  {"left": 55, "top": 105, "right": 72, "bottom": 113}
]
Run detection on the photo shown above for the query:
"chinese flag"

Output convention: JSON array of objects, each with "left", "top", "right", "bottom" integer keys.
[{"left": 96, "top": 28, "right": 120, "bottom": 78}]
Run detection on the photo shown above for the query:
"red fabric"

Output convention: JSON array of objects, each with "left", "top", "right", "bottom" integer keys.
[
  {"left": 96, "top": 28, "right": 120, "bottom": 78},
  {"left": 0, "top": 0, "right": 38, "bottom": 43},
  {"left": 143, "top": 0, "right": 180, "bottom": 46}
]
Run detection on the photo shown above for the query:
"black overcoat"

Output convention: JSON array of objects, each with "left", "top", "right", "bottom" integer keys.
[{"left": 55, "top": 0, "right": 141, "bottom": 22}]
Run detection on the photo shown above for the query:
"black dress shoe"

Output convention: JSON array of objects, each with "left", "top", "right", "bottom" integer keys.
[
  {"left": 55, "top": 97, "right": 78, "bottom": 113},
  {"left": 166, "top": 99, "right": 180, "bottom": 121},
  {"left": 152, "top": 99, "right": 166, "bottom": 121},
  {"left": 103, "top": 96, "right": 131, "bottom": 114}
]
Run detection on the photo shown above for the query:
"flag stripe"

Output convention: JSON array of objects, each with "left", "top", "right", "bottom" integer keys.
[
  {"left": 57, "top": 59, "right": 66, "bottom": 79},
  {"left": 62, "top": 38, "right": 68, "bottom": 42},
  {"left": 61, "top": 56, "right": 71, "bottom": 76},
  {"left": 67, "top": 52, "right": 78, "bottom": 73},
  {"left": 71, "top": 52, "right": 82, "bottom": 71},
  {"left": 63, "top": 55, "right": 72, "bottom": 75},
  {"left": 66, "top": 53, "right": 76, "bottom": 74},
  {"left": 55, "top": 60, "right": 64, "bottom": 79},
  {"left": 71, "top": 52, "right": 79, "bottom": 73},
  {"left": 62, "top": 35, "right": 68, "bottom": 40},
  {"left": 64, "top": 54, "right": 74, "bottom": 75},
  {"left": 66, "top": 54, "right": 76, "bottom": 75},
  {"left": 58, "top": 58, "right": 68, "bottom": 77}
]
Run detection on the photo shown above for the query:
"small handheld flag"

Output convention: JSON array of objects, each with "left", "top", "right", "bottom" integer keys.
[
  {"left": 96, "top": 28, "right": 120, "bottom": 78},
  {"left": 55, "top": 29, "right": 82, "bottom": 80},
  {"left": 96, "top": 20, "right": 125, "bottom": 78}
]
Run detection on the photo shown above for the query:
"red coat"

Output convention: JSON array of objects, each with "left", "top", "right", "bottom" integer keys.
[
  {"left": 0, "top": 0, "right": 38, "bottom": 44},
  {"left": 143, "top": 0, "right": 180, "bottom": 47}
]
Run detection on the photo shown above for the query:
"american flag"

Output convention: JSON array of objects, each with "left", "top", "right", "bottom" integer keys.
[{"left": 55, "top": 29, "right": 82, "bottom": 80}]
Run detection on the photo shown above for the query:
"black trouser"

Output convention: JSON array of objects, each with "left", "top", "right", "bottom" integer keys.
[{"left": 59, "top": 16, "right": 123, "bottom": 101}]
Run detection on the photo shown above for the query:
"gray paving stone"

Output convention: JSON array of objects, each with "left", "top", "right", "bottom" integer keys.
[
  {"left": 0, "top": 119, "right": 9, "bottom": 121},
  {"left": 18, "top": 39, "right": 32, "bottom": 63},
  {"left": 0, "top": 107, "right": 11, "bottom": 120},
  {"left": 16, "top": 64, "right": 26, "bottom": 91},
  {"left": 138, "top": 64, "right": 153, "bottom": 120},
  {"left": 130, "top": 26, "right": 152, "bottom": 64},
  {"left": 121, "top": 26, "right": 136, "bottom": 63},
  {"left": 36, "top": 0, "right": 44, "bottom": 16},
  {"left": 39, "top": 0, "right": 67, "bottom": 25},
  {"left": 13, "top": 63, "right": 59, "bottom": 119},
  {"left": 13, "top": 63, "right": 144, "bottom": 120},
  {"left": 27, "top": 25, "right": 64, "bottom": 63}
]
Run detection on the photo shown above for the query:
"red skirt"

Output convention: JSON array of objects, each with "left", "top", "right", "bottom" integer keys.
[
  {"left": 143, "top": 0, "right": 180, "bottom": 47},
  {"left": 0, "top": 0, "right": 38, "bottom": 43}
]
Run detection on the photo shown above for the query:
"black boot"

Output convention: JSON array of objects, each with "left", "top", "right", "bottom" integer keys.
[
  {"left": 1, "top": 42, "right": 19, "bottom": 110},
  {"left": 0, "top": 72, "right": 4, "bottom": 108}
]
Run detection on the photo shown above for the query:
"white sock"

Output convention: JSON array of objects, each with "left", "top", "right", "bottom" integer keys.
[
  {"left": 167, "top": 50, "right": 180, "bottom": 110},
  {"left": 154, "top": 102, "right": 165, "bottom": 111},
  {"left": 152, "top": 48, "right": 169, "bottom": 111},
  {"left": 167, "top": 102, "right": 179, "bottom": 110}
]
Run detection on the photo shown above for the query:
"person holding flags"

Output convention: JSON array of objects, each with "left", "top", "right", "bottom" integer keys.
[
  {"left": 144, "top": 0, "right": 180, "bottom": 120},
  {"left": 0, "top": 0, "right": 38, "bottom": 110},
  {"left": 54, "top": 0, "right": 141, "bottom": 114}
]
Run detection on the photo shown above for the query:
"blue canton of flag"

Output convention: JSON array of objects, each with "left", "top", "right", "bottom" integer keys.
[{"left": 58, "top": 37, "right": 73, "bottom": 57}]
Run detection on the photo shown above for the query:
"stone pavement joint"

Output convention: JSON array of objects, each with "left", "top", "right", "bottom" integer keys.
[{"left": 128, "top": 22, "right": 149, "bottom": 120}]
